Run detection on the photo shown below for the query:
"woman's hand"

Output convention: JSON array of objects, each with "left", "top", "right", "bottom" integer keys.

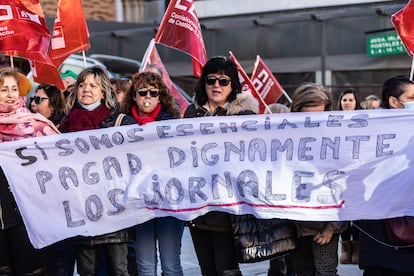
[{"left": 313, "top": 223, "right": 335, "bottom": 245}]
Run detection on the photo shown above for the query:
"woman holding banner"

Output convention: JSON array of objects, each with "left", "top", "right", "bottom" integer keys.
[
  {"left": 0, "top": 67, "right": 60, "bottom": 275},
  {"left": 60, "top": 66, "right": 136, "bottom": 275},
  {"left": 123, "top": 71, "right": 185, "bottom": 276},
  {"left": 336, "top": 88, "right": 361, "bottom": 265},
  {"left": 356, "top": 75, "right": 414, "bottom": 275},
  {"left": 285, "top": 83, "right": 346, "bottom": 276},
  {"left": 184, "top": 56, "right": 259, "bottom": 276}
]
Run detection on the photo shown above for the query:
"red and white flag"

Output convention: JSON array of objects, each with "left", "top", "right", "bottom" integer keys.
[
  {"left": 392, "top": 0, "right": 414, "bottom": 56},
  {"left": 155, "top": 0, "right": 207, "bottom": 78},
  {"left": 0, "top": 0, "right": 50, "bottom": 62},
  {"left": 251, "top": 56, "right": 291, "bottom": 111},
  {"left": 29, "top": 58, "right": 65, "bottom": 90},
  {"left": 49, "top": 0, "right": 90, "bottom": 67},
  {"left": 30, "top": 0, "right": 89, "bottom": 90},
  {"left": 140, "top": 39, "right": 189, "bottom": 115},
  {"left": 228, "top": 51, "right": 266, "bottom": 113}
]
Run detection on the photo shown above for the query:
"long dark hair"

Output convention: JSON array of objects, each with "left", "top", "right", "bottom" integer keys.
[
  {"left": 193, "top": 56, "right": 242, "bottom": 106},
  {"left": 337, "top": 88, "right": 360, "bottom": 110}
]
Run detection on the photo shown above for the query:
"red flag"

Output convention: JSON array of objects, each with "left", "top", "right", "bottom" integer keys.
[
  {"left": 228, "top": 51, "right": 266, "bottom": 113},
  {"left": 29, "top": 58, "right": 65, "bottom": 90},
  {"left": 0, "top": 0, "right": 50, "bottom": 62},
  {"left": 251, "top": 56, "right": 289, "bottom": 108},
  {"left": 49, "top": 0, "right": 90, "bottom": 67},
  {"left": 140, "top": 39, "right": 189, "bottom": 115},
  {"left": 392, "top": 0, "right": 414, "bottom": 56},
  {"left": 154, "top": 0, "right": 207, "bottom": 78}
]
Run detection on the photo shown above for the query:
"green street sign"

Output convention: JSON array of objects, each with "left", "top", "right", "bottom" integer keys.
[{"left": 367, "top": 33, "right": 406, "bottom": 57}]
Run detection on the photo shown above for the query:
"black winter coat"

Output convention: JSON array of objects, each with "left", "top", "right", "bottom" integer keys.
[
  {"left": 231, "top": 215, "right": 297, "bottom": 263},
  {"left": 0, "top": 168, "right": 23, "bottom": 229},
  {"left": 185, "top": 92, "right": 259, "bottom": 233},
  {"left": 356, "top": 220, "right": 414, "bottom": 272}
]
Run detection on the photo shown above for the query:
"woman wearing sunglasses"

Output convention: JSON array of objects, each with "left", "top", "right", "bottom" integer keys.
[
  {"left": 123, "top": 71, "right": 184, "bottom": 276},
  {"left": 0, "top": 67, "right": 60, "bottom": 275},
  {"left": 59, "top": 66, "right": 136, "bottom": 276},
  {"left": 184, "top": 56, "right": 259, "bottom": 276},
  {"left": 30, "top": 84, "right": 67, "bottom": 128}
]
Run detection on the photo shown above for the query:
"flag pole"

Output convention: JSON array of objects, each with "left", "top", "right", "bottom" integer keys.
[
  {"left": 410, "top": 56, "right": 414, "bottom": 81},
  {"left": 139, "top": 38, "right": 156, "bottom": 72},
  {"left": 10, "top": 55, "right": 14, "bottom": 68},
  {"left": 252, "top": 55, "right": 272, "bottom": 114},
  {"left": 282, "top": 89, "right": 293, "bottom": 103},
  {"left": 82, "top": 51, "right": 87, "bottom": 68}
]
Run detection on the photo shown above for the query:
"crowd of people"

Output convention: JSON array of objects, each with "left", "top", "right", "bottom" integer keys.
[{"left": 0, "top": 56, "right": 413, "bottom": 276}]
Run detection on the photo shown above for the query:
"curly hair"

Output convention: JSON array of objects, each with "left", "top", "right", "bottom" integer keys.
[{"left": 124, "top": 72, "right": 181, "bottom": 118}]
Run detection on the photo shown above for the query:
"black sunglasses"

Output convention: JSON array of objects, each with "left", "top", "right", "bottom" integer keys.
[
  {"left": 205, "top": 76, "right": 231, "bottom": 86},
  {"left": 137, "top": 89, "right": 160, "bottom": 97},
  {"left": 30, "top": 96, "right": 49, "bottom": 104}
]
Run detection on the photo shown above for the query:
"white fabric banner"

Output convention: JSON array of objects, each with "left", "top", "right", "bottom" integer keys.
[{"left": 1, "top": 110, "right": 414, "bottom": 248}]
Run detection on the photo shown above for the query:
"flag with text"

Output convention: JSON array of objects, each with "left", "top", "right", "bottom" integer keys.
[{"left": 155, "top": 0, "right": 207, "bottom": 77}]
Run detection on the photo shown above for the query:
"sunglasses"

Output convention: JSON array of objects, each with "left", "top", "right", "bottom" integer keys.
[
  {"left": 137, "top": 89, "right": 160, "bottom": 97},
  {"left": 30, "top": 96, "right": 49, "bottom": 104},
  {"left": 205, "top": 76, "right": 231, "bottom": 86}
]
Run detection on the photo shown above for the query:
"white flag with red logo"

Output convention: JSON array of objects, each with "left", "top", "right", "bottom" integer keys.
[
  {"left": 154, "top": 0, "right": 207, "bottom": 78},
  {"left": 140, "top": 39, "right": 190, "bottom": 115},
  {"left": 1, "top": 0, "right": 50, "bottom": 62},
  {"left": 228, "top": 51, "right": 266, "bottom": 113},
  {"left": 49, "top": 0, "right": 90, "bottom": 67},
  {"left": 251, "top": 56, "right": 291, "bottom": 108}
]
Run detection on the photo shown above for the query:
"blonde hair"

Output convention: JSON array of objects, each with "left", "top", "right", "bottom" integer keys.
[{"left": 66, "top": 66, "right": 116, "bottom": 110}]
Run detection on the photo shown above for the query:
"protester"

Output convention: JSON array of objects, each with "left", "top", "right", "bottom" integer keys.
[
  {"left": 111, "top": 77, "right": 131, "bottom": 111},
  {"left": 355, "top": 75, "right": 414, "bottom": 275},
  {"left": 30, "top": 84, "right": 67, "bottom": 127},
  {"left": 336, "top": 88, "right": 361, "bottom": 265},
  {"left": 60, "top": 66, "right": 136, "bottom": 275},
  {"left": 61, "top": 70, "right": 78, "bottom": 99},
  {"left": 285, "top": 83, "right": 346, "bottom": 276},
  {"left": 263, "top": 102, "right": 296, "bottom": 276},
  {"left": 0, "top": 67, "right": 60, "bottom": 275},
  {"left": 184, "top": 56, "right": 259, "bottom": 276},
  {"left": 337, "top": 88, "right": 360, "bottom": 111},
  {"left": 360, "top": 94, "right": 381, "bottom": 109},
  {"left": 27, "top": 83, "right": 74, "bottom": 275},
  {"left": 123, "top": 71, "right": 185, "bottom": 276}
]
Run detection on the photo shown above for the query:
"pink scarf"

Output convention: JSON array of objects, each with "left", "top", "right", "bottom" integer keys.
[{"left": 0, "top": 97, "right": 59, "bottom": 142}]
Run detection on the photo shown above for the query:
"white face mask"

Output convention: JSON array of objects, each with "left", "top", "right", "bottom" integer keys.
[{"left": 404, "top": 101, "right": 414, "bottom": 110}]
